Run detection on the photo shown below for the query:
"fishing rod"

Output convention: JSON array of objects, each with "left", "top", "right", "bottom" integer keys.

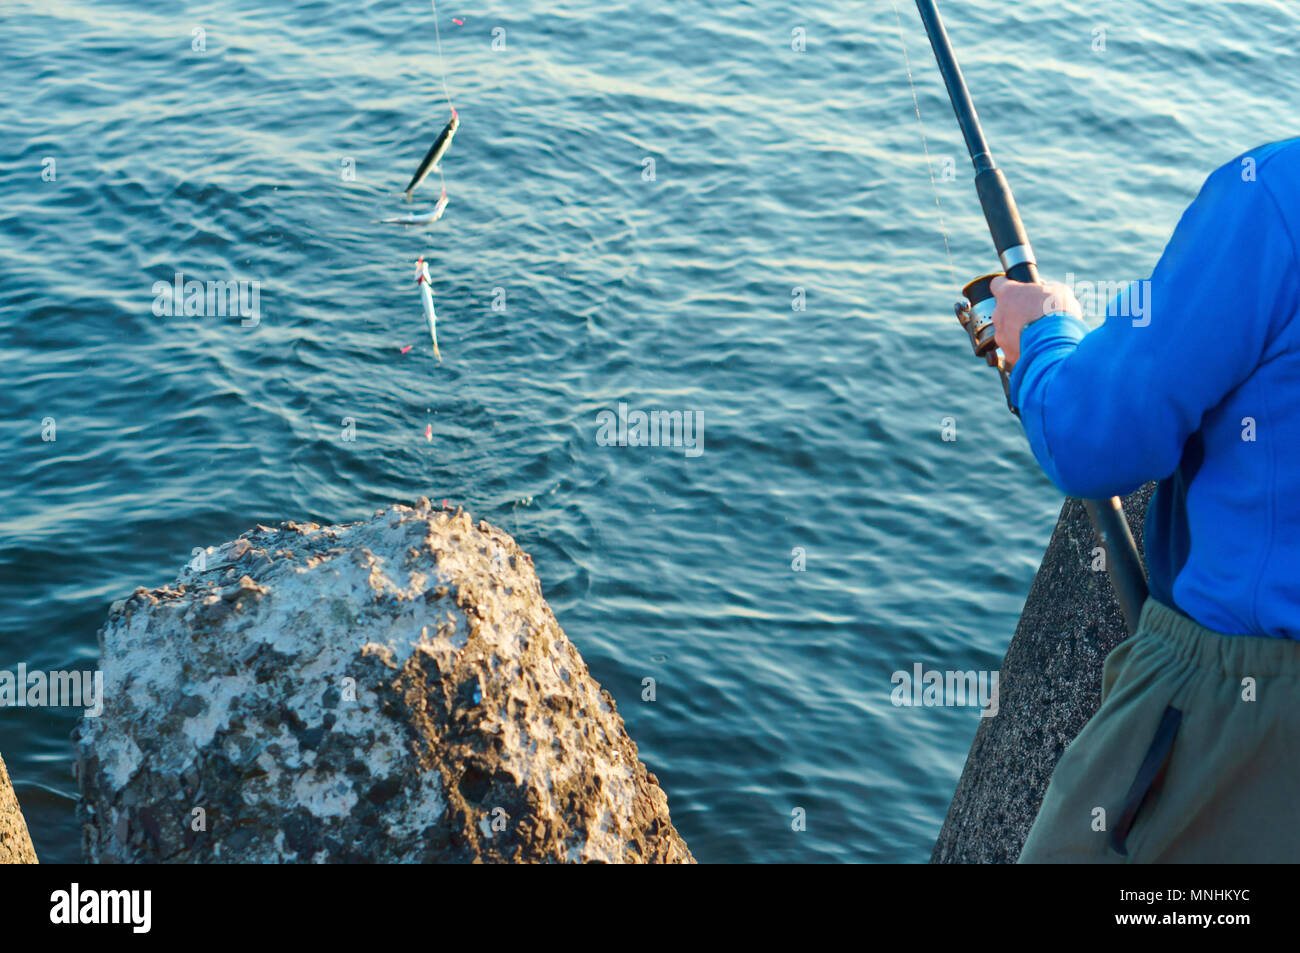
[{"left": 910, "top": 0, "right": 1149, "bottom": 636}]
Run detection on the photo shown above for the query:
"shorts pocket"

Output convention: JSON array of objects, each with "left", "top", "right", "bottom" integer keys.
[{"left": 1109, "top": 705, "right": 1183, "bottom": 856}]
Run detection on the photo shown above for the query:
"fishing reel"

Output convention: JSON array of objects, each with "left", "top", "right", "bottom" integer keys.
[{"left": 954, "top": 272, "right": 1019, "bottom": 417}]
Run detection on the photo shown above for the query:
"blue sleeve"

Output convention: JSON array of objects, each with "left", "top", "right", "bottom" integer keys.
[{"left": 1007, "top": 159, "right": 1300, "bottom": 499}]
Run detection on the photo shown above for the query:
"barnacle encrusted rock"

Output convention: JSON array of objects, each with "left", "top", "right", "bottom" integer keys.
[
  {"left": 0, "top": 752, "right": 38, "bottom": 863},
  {"left": 75, "top": 499, "right": 693, "bottom": 864}
]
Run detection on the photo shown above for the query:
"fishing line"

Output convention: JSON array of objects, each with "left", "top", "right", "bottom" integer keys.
[
  {"left": 890, "top": 0, "right": 957, "bottom": 289},
  {"left": 429, "top": 0, "right": 454, "bottom": 193},
  {"left": 430, "top": 0, "right": 454, "bottom": 109}
]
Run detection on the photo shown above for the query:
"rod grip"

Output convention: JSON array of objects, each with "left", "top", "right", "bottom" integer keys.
[
  {"left": 1082, "top": 498, "right": 1150, "bottom": 636},
  {"left": 975, "top": 168, "right": 1038, "bottom": 283}
]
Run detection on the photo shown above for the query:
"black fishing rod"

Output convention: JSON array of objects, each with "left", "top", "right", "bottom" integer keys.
[{"left": 911, "top": 0, "right": 1149, "bottom": 636}]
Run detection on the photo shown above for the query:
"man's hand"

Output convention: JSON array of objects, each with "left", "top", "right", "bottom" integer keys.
[{"left": 990, "top": 276, "right": 1082, "bottom": 368}]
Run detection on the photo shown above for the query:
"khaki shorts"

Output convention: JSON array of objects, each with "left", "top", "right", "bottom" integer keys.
[{"left": 1019, "top": 598, "right": 1300, "bottom": 863}]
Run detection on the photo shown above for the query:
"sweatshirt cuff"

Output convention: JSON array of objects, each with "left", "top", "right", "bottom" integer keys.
[{"left": 1008, "top": 311, "right": 1090, "bottom": 407}]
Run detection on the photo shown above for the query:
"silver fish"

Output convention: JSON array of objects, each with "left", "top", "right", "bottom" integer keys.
[
  {"left": 415, "top": 256, "right": 441, "bottom": 363},
  {"left": 378, "top": 189, "right": 449, "bottom": 225},
  {"left": 404, "top": 109, "right": 459, "bottom": 199}
]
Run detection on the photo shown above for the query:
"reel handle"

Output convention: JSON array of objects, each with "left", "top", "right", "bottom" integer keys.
[{"left": 954, "top": 272, "right": 1019, "bottom": 417}]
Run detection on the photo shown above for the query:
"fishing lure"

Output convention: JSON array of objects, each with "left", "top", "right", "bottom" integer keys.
[
  {"left": 404, "top": 110, "right": 459, "bottom": 199},
  {"left": 414, "top": 256, "right": 441, "bottom": 363},
  {"left": 430, "top": 186, "right": 449, "bottom": 221}
]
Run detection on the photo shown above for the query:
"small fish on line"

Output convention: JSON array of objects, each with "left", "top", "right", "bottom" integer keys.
[
  {"left": 377, "top": 188, "right": 449, "bottom": 225},
  {"left": 425, "top": 424, "right": 433, "bottom": 441},
  {"left": 404, "top": 109, "right": 459, "bottom": 200},
  {"left": 414, "top": 255, "right": 441, "bottom": 363}
]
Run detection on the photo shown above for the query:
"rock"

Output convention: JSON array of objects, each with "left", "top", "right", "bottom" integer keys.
[
  {"left": 76, "top": 499, "right": 693, "bottom": 864},
  {"left": 930, "top": 484, "right": 1154, "bottom": 864},
  {"left": 0, "top": 752, "right": 38, "bottom": 863}
]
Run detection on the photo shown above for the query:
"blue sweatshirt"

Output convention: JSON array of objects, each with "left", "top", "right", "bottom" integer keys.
[{"left": 1009, "top": 139, "right": 1300, "bottom": 638}]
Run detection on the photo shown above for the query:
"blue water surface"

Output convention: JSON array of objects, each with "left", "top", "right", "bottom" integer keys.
[{"left": 2, "top": 0, "right": 1297, "bottom": 862}]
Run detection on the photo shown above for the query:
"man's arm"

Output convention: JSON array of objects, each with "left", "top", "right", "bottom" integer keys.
[{"left": 994, "top": 159, "right": 1300, "bottom": 500}]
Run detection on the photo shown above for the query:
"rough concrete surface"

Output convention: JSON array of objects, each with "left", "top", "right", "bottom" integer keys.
[
  {"left": 76, "top": 499, "right": 693, "bottom": 863},
  {"left": 931, "top": 483, "right": 1154, "bottom": 864},
  {"left": 0, "top": 752, "right": 38, "bottom": 863}
]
